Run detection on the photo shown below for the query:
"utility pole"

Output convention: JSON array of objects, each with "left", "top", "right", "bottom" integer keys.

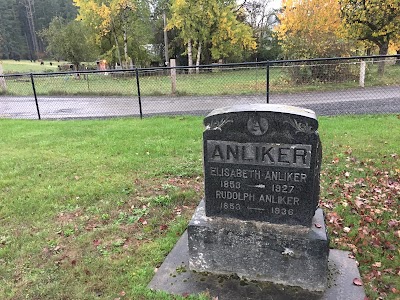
[{"left": 163, "top": 11, "right": 169, "bottom": 66}]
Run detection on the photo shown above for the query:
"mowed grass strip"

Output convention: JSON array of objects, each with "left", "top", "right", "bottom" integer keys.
[
  {"left": 0, "top": 115, "right": 399, "bottom": 299},
  {"left": 1, "top": 60, "right": 63, "bottom": 74}
]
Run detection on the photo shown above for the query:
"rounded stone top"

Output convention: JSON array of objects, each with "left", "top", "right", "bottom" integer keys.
[{"left": 205, "top": 104, "right": 317, "bottom": 120}]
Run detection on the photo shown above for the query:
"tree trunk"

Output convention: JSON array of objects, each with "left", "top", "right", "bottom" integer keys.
[
  {"left": 377, "top": 42, "right": 388, "bottom": 75},
  {"left": 188, "top": 39, "right": 193, "bottom": 74},
  {"left": 113, "top": 30, "right": 122, "bottom": 68},
  {"left": 196, "top": 42, "right": 202, "bottom": 74},
  {"left": 123, "top": 25, "right": 129, "bottom": 68},
  {"left": 163, "top": 11, "right": 169, "bottom": 66},
  {"left": 111, "top": 19, "right": 122, "bottom": 68},
  {"left": 396, "top": 50, "right": 400, "bottom": 65}
]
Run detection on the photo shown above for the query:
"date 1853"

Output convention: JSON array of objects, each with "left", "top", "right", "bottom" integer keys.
[{"left": 220, "top": 202, "right": 240, "bottom": 210}]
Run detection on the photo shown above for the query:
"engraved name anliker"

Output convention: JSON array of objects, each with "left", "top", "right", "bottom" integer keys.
[{"left": 207, "top": 140, "right": 312, "bottom": 168}]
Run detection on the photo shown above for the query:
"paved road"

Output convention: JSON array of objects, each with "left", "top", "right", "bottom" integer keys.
[{"left": 0, "top": 86, "right": 399, "bottom": 119}]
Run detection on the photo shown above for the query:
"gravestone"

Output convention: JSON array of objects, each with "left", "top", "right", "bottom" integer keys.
[
  {"left": 0, "top": 63, "right": 7, "bottom": 92},
  {"left": 203, "top": 104, "right": 321, "bottom": 226},
  {"left": 188, "top": 104, "right": 328, "bottom": 293},
  {"left": 149, "top": 104, "right": 366, "bottom": 300}
]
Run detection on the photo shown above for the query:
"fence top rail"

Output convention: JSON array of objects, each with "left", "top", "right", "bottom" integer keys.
[
  {"left": 268, "top": 54, "right": 400, "bottom": 65},
  {"left": 1, "top": 54, "right": 399, "bottom": 78}
]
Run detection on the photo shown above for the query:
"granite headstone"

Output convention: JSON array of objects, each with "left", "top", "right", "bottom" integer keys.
[
  {"left": 203, "top": 104, "right": 322, "bottom": 227},
  {"left": 188, "top": 104, "right": 328, "bottom": 293}
]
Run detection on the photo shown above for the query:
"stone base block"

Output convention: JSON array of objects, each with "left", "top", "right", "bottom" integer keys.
[
  {"left": 188, "top": 200, "right": 329, "bottom": 292},
  {"left": 148, "top": 231, "right": 366, "bottom": 300}
]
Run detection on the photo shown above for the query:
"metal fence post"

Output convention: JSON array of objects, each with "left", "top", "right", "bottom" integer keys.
[
  {"left": 30, "top": 73, "right": 41, "bottom": 120},
  {"left": 266, "top": 61, "right": 270, "bottom": 104},
  {"left": 135, "top": 68, "right": 143, "bottom": 119}
]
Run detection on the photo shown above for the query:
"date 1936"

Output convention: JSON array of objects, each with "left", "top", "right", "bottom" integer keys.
[{"left": 271, "top": 207, "right": 294, "bottom": 215}]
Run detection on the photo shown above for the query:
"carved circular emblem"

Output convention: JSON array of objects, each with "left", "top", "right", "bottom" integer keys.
[{"left": 247, "top": 116, "right": 268, "bottom": 136}]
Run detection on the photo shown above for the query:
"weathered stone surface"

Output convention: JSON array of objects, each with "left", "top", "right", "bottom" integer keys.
[
  {"left": 203, "top": 104, "right": 322, "bottom": 227},
  {"left": 148, "top": 231, "right": 366, "bottom": 300},
  {"left": 188, "top": 200, "right": 329, "bottom": 292}
]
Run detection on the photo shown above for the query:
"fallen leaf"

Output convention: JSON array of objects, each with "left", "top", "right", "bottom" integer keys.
[
  {"left": 364, "top": 216, "right": 373, "bottom": 223},
  {"left": 119, "top": 291, "right": 126, "bottom": 296},
  {"left": 314, "top": 223, "right": 322, "bottom": 228},
  {"left": 372, "top": 262, "right": 381, "bottom": 268},
  {"left": 343, "top": 227, "right": 351, "bottom": 233},
  {"left": 384, "top": 242, "right": 396, "bottom": 251},
  {"left": 160, "top": 224, "right": 168, "bottom": 230},
  {"left": 139, "top": 218, "right": 147, "bottom": 225},
  {"left": 354, "top": 199, "right": 364, "bottom": 208},
  {"left": 353, "top": 278, "right": 363, "bottom": 286},
  {"left": 93, "top": 239, "right": 101, "bottom": 247}
]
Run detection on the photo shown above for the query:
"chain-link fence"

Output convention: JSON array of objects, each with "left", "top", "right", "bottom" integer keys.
[{"left": 1, "top": 55, "right": 399, "bottom": 119}]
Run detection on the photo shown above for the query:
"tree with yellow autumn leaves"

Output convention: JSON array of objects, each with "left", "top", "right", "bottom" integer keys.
[
  {"left": 276, "top": 0, "right": 352, "bottom": 59},
  {"left": 39, "top": 0, "right": 400, "bottom": 69},
  {"left": 167, "top": 0, "right": 257, "bottom": 67},
  {"left": 73, "top": 0, "right": 152, "bottom": 67},
  {"left": 339, "top": 0, "right": 400, "bottom": 74}
]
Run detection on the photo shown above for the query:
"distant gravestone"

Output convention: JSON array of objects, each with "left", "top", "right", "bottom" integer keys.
[
  {"left": 188, "top": 104, "right": 328, "bottom": 293},
  {"left": 0, "top": 63, "right": 7, "bottom": 92}
]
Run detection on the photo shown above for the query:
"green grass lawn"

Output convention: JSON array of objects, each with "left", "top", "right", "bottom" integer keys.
[
  {"left": 1, "top": 60, "right": 400, "bottom": 97},
  {"left": 1, "top": 60, "right": 62, "bottom": 74},
  {"left": 0, "top": 115, "right": 399, "bottom": 300}
]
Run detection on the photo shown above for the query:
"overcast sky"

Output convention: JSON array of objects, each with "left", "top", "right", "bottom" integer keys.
[
  {"left": 238, "top": 0, "right": 281, "bottom": 10},
  {"left": 270, "top": 0, "right": 282, "bottom": 9}
]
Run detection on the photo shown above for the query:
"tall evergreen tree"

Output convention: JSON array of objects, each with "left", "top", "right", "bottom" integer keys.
[
  {"left": 0, "top": 0, "right": 28, "bottom": 59},
  {"left": 0, "top": 0, "right": 77, "bottom": 60}
]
